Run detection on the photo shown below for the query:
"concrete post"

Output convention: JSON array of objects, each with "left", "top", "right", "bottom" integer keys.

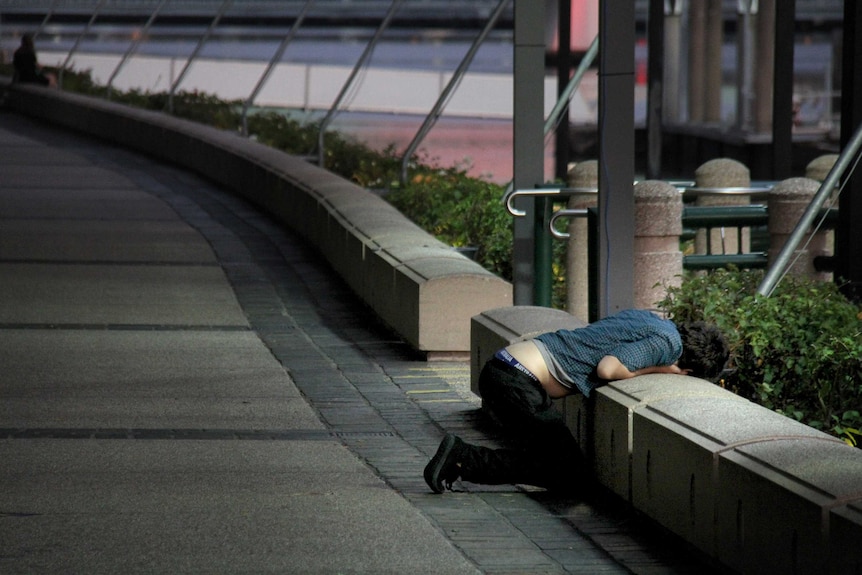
[
  {"left": 805, "top": 154, "right": 839, "bottom": 182},
  {"left": 805, "top": 154, "right": 838, "bottom": 264},
  {"left": 768, "top": 177, "right": 830, "bottom": 281},
  {"left": 565, "top": 160, "right": 598, "bottom": 321},
  {"left": 694, "top": 158, "right": 751, "bottom": 255},
  {"left": 634, "top": 180, "right": 683, "bottom": 310}
]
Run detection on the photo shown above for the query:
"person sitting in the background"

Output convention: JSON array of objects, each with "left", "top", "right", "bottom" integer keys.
[
  {"left": 424, "top": 308, "right": 730, "bottom": 494},
  {"left": 13, "top": 34, "right": 56, "bottom": 87}
]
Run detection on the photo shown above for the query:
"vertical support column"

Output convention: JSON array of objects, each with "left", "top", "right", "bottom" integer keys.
[
  {"left": 512, "top": 0, "right": 545, "bottom": 305},
  {"left": 704, "top": 0, "right": 723, "bottom": 123},
  {"left": 772, "top": 0, "right": 795, "bottom": 178},
  {"left": 736, "top": 0, "right": 756, "bottom": 130},
  {"left": 646, "top": 0, "right": 664, "bottom": 179},
  {"left": 597, "top": 0, "right": 635, "bottom": 317},
  {"left": 663, "top": 2, "right": 683, "bottom": 123},
  {"left": 633, "top": 180, "right": 683, "bottom": 310},
  {"left": 688, "top": 1, "right": 706, "bottom": 122},
  {"left": 754, "top": 0, "right": 775, "bottom": 133},
  {"left": 555, "top": 0, "right": 572, "bottom": 182},
  {"left": 566, "top": 160, "right": 598, "bottom": 320},
  {"left": 838, "top": 0, "right": 862, "bottom": 302}
]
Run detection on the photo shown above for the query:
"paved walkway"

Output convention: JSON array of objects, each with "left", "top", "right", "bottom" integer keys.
[{"left": 0, "top": 110, "right": 721, "bottom": 574}]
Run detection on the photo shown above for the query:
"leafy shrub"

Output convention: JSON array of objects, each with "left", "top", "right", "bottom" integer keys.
[
  {"left": 658, "top": 268, "right": 862, "bottom": 445},
  {"left": 386, "top": 163, "right": 513, "bottom": 279}
]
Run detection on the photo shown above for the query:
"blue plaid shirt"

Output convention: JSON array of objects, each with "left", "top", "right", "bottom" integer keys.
[{"left": 534, "top": 309, "right": 682, "bottom": 397}]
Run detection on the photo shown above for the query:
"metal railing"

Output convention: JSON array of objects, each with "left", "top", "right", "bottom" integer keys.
[
  {"left": 506, "top": 181, "right": 842, "bottom": 311},
  {"left": 240, "top": 0, "right": 313, "bottom": 135},
  {"left": 757, "top": 118, "right": 862, "bottom": 296},
  {"left": 398, "top": 0, "right": 510, "bottom": 184},
  {"left": 315, "top": 0, "right": 403, "bottom": 168}
]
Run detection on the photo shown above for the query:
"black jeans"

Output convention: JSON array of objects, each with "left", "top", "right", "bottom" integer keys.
[{"left": 465, "top": 357, "right": 586, "bottom": 491}]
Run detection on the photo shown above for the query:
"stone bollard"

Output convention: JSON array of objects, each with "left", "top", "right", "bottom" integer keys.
[
  {"left": 805, "top": 154, "right": 838, "bottom": 182},
  {"left": 565, "top": 160, "right": 598, "bottom": 321},
  {"left": 768, "top": 177, "right": 830, "bottom": 281},
  {"left": 805, "top": 154, "right": 838, "bottom": 264},
  {"left": 634, "top": 180, "right": 683, "bottom": 310},
  {"left": 693, "top": 158, "right": 751, "bottom": 255}
]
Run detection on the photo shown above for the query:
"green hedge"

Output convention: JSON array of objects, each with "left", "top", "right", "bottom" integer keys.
[{"left": 657, "top": 268, "right": 862, "bottom": 447}]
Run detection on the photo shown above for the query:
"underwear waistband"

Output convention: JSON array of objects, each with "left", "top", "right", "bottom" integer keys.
[{"left": 494, "top": 348, "right": 539, "bottom": 381}]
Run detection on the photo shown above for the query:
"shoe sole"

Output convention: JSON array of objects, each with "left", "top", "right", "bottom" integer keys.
[{"left": 424, "top": 434, "right": 457, "bottom": 494}]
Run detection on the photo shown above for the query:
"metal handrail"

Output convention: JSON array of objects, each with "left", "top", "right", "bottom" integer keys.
[
  {"left": 57, "top": 0, "right": 106, "bottom": 89},
  {"left": 167, "top": 0, "right": 233, "bottom": 113},
  {"left": 105, "top": 0, "right": 168, "bottom": 100},
  {"left": 33, "top": 0, "right": 59, "bottom": 40},
  {"left": 316, "top": 0, "right": 403, "bottom": 167},
  {"left": 241, "top": 0, "right": 315, "bottom": 136},
  {"left": 549, "top": 208, "right": 589, "bottom": 239},
  {"left": 504, "top": 186, "right": 597, "bottom": 217},
  {"left": 399, "top": 0, "right": 510, "bottom": 184},
  {"left": 500, "top": 34, "right": 599, "bottom": 202},
  {"left": 680, "top": 186, "right": 772, "bottom": 201},
  {"left": 758, "top": 119, "right": 862, "bottom": 296},
  {"left": 543, "top": 34, "right": 599, "bottom": 138}
]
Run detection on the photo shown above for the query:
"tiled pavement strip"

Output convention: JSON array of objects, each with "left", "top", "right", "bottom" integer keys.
[{"left": 1, "top": 113, "right": 722, "bottom": 574}]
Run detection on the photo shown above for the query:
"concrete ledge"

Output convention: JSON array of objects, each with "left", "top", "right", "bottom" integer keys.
[
  {"left": 1, "top": 80, "right": 512, "bottom": 356},
  {"left": 471, "top": 304, "right": 862, "bottom": 574}
]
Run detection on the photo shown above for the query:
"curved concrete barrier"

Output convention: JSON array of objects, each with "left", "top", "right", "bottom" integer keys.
[
  {"left": 471, "top": 305, "right": 862, "bottom": 574},
  {"left": 1, "top": 80, "right": 512, "bottom": 357}
]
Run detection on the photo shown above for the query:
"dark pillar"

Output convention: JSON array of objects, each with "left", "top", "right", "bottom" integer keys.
[
  {"left": 772, "top": 0, "right": 795, "bottom": 179},
  {"left": 555, "top": 0, "right": 572, "bottom": 182},
  {"left": 597, "top": 0, "right": 635, "bottom": 316},
  {"left": 512, "top": 0, "right": 545, "bottom": 305},
  {"left": 646, "top": 0, "right": 664, "bottom": 179},
  {"left": 838, "top": 0, "right": 862, "bottom": 302}
]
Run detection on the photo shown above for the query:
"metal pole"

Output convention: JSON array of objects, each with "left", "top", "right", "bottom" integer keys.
[
  {"left": 33, "top": 0, "right": 60, "bottom": 41},
  {"left": 512, "top": 0, "right": 545, "bottom": 305},
  {"left": 543, "top": 35, "right": 598, "bottom": 137},
  {"left": 167, "top": 0, "right": 233, "bottom": 114},
  {"left": 646, "top": 0, "right": 664, "bottom": 179},
  {"left": 554, "top": 0, "right": 572, "bottom": 182},
  {"left": 106, "top": 0, "right": 168, "bottom": 100},
  {"left": 317, "top": 0, "right": 403, "bottom": 168},
  {"left": 399, "top": 0, "right": 510, "bottom": 184},
  {"left": 596, "top": 0, "right": 636, "bottom": 316},
  {"left": 837, "top": 0, "right": 862, "bottom": 302},
  {"left": 772, "top": 0, "right": 795, "bottom": 178},
  {"left": 242, "top": 0, "right": 315, "bottom": 136},
  {"left": 757, "top": 119, "right": 862, "bottom": 297},
  {"left": 499, "top": 35, "right": 597, "bottom": 202},
  {"left": 58, "top": 0, "right": 107, "bottom": 89}
]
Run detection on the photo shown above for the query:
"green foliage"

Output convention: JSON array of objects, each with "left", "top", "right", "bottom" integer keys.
[
  {"left": 658, "top": 268, "right": 862, "bottom": 444},
  {"left": 386, "top": 162, "right": 512, "bottom": 279}
]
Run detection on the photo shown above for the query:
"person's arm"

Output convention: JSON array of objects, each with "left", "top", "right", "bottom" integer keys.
[{"left": 596, "top": 355, "right": 688, "bottom": 381}]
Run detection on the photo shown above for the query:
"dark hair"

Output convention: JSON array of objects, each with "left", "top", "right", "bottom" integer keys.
[{"left": 675, "top": 321, "right": 729, "bottom": 381}]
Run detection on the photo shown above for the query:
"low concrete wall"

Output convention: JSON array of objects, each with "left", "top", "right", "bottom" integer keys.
[
  {"left": 471, "top": 306, "right": 862, "bottom": 574},
  {"left": 1, "top": 80, "right": 512, "bottom": 357}
]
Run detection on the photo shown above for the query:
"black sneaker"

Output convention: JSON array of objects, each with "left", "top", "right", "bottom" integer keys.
[{"left": 424, "top": 434, "right": 464, "bottom": 493}]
